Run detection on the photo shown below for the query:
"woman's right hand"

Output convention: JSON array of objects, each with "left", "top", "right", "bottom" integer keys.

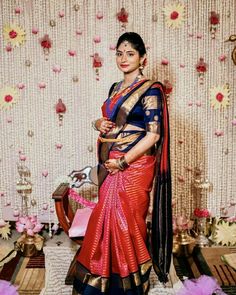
[{"left": 95, "top": 117, "right": 115, "bottom": 134}]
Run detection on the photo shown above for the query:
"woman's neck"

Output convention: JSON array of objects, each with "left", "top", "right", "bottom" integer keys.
[{"left": 123, "top": 71, "right": 142, "bottom": 86}]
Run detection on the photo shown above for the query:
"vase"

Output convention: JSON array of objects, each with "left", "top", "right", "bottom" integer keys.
[
  {"left": 15, "top": 233, "right": 44, "bottom": 257},
  {"left": 173, "top": 230, "right": 196, "bottom": 257},
  {"left": 195, "top": 217, "right": 211, "bottom": 247}
]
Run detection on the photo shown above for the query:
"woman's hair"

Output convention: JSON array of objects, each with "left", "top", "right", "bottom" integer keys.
[{"left": 116, "top": 32, "right": 146, "bottom": 57}]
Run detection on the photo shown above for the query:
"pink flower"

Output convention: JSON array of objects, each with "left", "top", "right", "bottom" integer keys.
[
  {"left": 17, "top": 83, "right": 25, "bottom": 89},
  {"left": 93, "top": 35, "right": 101, "bottom": 43},
  {"left": 16, "top": 215, "right": 44, "bottom": 236},
  {"left": 215, "top": 129, "right": 224, "bottom": 137},
  {"left": 196, "top": 101, "right": 202, "bottom": 107},
  {"left": 56, "top": 143, "right": 63, "bottom": 149},
  {"left": 33, "top": 223, "right": 44, "bottom": 233},
  {"left": 15, "top": 7, "right": 22, "bottom": 14},
  {"left": 52, "top": 65, "right": 61, "bottom": 73},
  {"left": 219, "top": 54, "right": 226, "bottom": 62},
  {"left": 232, "top": 118, "right": 236, "bottom": 126},
  {"left": 188, "top": 101, "right": 193, "bottom": 106},
  {"left": 19, "top": 154, "right": 26, "bottom": 161},
  {"left": 96, "top": 11, "right": 103, "bottom": 19},
  {"left": 27, "top": 229, "right": 34, "bottom": 236},
  {"left": 42, "top": 170, "right": 48, "bottom": 177},
  {"left": 32, "top": 28, "right": 39, "bottom": 34},
  {"left": 38, "top": 82, "right": 46, "bottom": 89},
  {"left": 5, "top": 44, "right": 12, "bottom": 52},
  {"left": 59, "top": 10, "right": 65, "bottom": 17},
  {"left": 16, "top": 224, "right": 24, "bottom": 232},
  {"left": 161, "top": 58, "right": 169, "bottom": 65},
  {"left": 25, "top": 220, "right": 34, "bottom": 229},
  {"left": 76, "top": 29, "right": 82, "bottom": 35},
  {"left": 109, "top": 44, "right": 116, "bottom": 50},
  {"left": 13, "top": 209, "right": 20, "bottom": 217},
  {"left": 196, "top": 33, "right": 203, "bottom": 39},
  {"left": 43, "top": 203, "right": 48, "bottom": 210},
  {"left": 68, "top": 49, "right": 76, "bottom": 56}
]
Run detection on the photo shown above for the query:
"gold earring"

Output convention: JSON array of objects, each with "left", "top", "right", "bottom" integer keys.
[{"left": 139, "top": 64, "right": 144, "bottom": 71}]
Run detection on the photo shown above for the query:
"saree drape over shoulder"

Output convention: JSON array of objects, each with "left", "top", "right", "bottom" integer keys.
[{"left": 73, "top": 79, "right": 172, "bottom": 295}]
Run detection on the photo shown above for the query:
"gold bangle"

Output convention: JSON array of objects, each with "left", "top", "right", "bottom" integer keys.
[{"left": 117, "top": 156, "right": 129, "bottom": 170}]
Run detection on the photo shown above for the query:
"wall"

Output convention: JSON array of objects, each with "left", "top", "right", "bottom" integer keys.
[{"left": 0, "top": 0, "right": 235, "bottom": 224}]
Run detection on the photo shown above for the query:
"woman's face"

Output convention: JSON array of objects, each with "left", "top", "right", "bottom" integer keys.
[{"left": 116, "top": 41, "right": 145, "bottom": 74}]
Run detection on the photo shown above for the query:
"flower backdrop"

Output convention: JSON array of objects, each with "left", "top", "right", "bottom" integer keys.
[{"left": 0, "top": 0, "right": 235, "bottom": 225}]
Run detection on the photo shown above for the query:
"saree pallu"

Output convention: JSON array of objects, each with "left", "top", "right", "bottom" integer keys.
[{"left": 73, "top": 151, "right": 156, "bottom": 295}]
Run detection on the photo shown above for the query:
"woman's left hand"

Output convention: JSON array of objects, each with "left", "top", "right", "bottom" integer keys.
[{"left": 104, "top": 159, "right": 120, "bottom": 175}]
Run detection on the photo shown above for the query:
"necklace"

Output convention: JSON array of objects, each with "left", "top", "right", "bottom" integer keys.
[
  {"left": 112, "top": 74, "right": 144, "bottom": 97},
  {"left": 120, "top": 74, "right": 143, "bottom": 91},
  {"left": 108, "top": 76, "right": 145, "bottom": 112}
]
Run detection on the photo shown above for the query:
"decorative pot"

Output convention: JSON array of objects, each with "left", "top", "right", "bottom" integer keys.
[
  {"left": 15, "top": 233, "right": 44, "bottom": 257},
  {"left": 173, "top": 230, "right": 196, "bottom": 257}
]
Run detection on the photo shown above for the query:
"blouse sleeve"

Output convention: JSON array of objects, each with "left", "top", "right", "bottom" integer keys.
[{"left": 141, "top": 85, "right": 163, "bottom": 134}]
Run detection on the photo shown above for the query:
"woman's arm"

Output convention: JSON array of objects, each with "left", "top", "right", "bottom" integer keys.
[
  {"left": 104, "top": 132, "right": 160, "bottom": 174},
  {"left": 124, "top": 132, "right": 160, "bottom": 163}
]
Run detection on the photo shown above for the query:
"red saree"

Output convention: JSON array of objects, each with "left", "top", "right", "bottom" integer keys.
[
  {"left": 73, "top": 80, "right": 172, "bottom": 294},
  {"left": 75, "top": 151, "right": 156, "bottom": 294}
]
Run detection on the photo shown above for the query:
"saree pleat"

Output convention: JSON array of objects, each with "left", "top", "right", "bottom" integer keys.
[{"left": 74, "top": 151, "right": 156, "bottom": 294}]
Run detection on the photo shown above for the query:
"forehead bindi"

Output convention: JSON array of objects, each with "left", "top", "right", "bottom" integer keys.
[{"left": 117, "top": 41, "right": 136, "bottom": 52}]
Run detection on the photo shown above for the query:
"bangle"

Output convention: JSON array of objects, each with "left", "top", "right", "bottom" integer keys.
[
  {"left": 91, "top": 120, "right": 99, "bottom": 131},
  {"left": 117, "top": 156, "right": 129, "bottom": 170}
]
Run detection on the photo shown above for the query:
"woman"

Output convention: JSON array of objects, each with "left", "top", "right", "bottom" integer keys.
[{"left": 73, "top": 32, "right": 172, "bottom": 295}]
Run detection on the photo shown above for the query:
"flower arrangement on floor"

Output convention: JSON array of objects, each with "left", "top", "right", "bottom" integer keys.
[
  {"left": 173, "top": 214, "right": 195, "bottom": 257},
  {"left": 15, "top": 215, "right": 44, "bottom": 257}
]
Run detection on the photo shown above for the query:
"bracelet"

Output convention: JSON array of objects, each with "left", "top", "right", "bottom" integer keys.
[
  {"left": 91, "top": 120, "right": 99, "bottom": 131},
  {"left": 117, "top": 156, "right": 129, "bottom": 171}
]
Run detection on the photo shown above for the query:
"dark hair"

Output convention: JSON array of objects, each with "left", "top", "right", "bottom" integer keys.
[{"left": 116, "top": 32, "right": 146, "bottom": 57}]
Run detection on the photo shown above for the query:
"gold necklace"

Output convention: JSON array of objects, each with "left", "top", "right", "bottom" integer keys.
[{"left": 120, "top": 74, "right": 143, "bottom": 90}]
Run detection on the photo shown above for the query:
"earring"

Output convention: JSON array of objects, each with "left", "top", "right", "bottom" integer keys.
[{"left": 139, "top": 64, "right": 144, "bottom": 71}]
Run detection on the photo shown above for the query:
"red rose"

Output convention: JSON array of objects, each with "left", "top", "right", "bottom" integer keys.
[
  {"left": 196, "top": 58, "right": 207, "bottom": 73},
  {"left": 117, "top": 8, "right": 128, "bottom": 23},
  {"left": 9, "top": 30, "right": 17, "bottom": 39},
  {"left": 41, "top": 40, "right": 51, "bottom": 49},
  {"left": 210, "top": 11, "right": 220, "bottom": 25}
]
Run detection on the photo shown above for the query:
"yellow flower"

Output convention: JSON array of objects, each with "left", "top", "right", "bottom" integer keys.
[
  {"left": 3, "top": 24, "right": 26, "bottom": 47},
  {"left": 209, "top": 84, "right": 230, "bottom": 110},
  {"left": 0, "top": 86, "right": 19, "bottom": 110},
  {"left": 163, "top": 3, "right": 185, "bottom": 29}
]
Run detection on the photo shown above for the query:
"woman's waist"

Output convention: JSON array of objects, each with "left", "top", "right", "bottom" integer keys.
[{"left": 109, "top": 150, "right": 156, "bottom": 161}]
